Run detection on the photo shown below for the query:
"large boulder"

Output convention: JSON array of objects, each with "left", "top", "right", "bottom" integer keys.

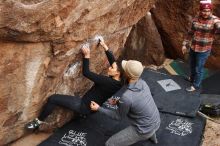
[
  {"left": 122, "top": 11, "right": 165, "bottom": 66},
  {"left": 0, "top": 0, "right": 156, "bottom": 145}
]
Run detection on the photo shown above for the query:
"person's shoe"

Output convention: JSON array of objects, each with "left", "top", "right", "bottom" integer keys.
[
  {"left": 184, "top": 76, "right": 193, "bottom": 83},
  {"left": 25, "top": 118, "right": 42, "bottom": 131},
  {"left": 186, "top": 86, "right": 196, "bottom": 92}
]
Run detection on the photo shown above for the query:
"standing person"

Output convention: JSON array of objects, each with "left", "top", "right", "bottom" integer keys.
[
  {"left": 25, "top": 39, "right": 123, "bottom": 131},
  {"left": 91, "top": 60, "right": 160, "bottom": 146},
  {"left": 182, "top": 0, "right": 220, "bottom": 92}
]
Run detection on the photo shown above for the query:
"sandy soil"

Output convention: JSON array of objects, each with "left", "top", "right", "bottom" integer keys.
[
  {"left": 10, "top": 133, "right": 52, "bottom": 146},
  {"left": 202, "top": 118, "right": 220, "bottom": 146}
]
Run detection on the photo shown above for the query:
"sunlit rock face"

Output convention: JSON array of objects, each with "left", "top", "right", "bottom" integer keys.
[
  {"left": 0, "top": 0, "right": 154, "bottom": 42},
  {"left": 0, "top": 0, "right": 156, "bottom": 144},
  {"left": 151, "top": 0, "right": 220, "bottom": 69}
]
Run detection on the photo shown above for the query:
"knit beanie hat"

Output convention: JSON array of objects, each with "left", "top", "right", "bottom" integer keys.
[
  {"left": 200, "top": 0, "right": 212, "bottom": 10},
  {"left": 121, "top": 60, "right": 144, "bottom": 79}
]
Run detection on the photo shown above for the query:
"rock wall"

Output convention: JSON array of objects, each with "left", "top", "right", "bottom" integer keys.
[
  {"left": 208, "top": 0, "right": 220, "bottom": 69},
  {"left": 122, "top": 11, "right": 165, "bottom": 66},
  {"left": 151, "top": 0, "right": 220, "bottom": 69},
  {"left": 0, "top": 0, "right": 156, "bottom": 145}
]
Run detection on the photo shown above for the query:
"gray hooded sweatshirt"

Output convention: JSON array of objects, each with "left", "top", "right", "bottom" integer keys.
[{"left": 98, "top": 79, "right": 160, "bottom": 134}]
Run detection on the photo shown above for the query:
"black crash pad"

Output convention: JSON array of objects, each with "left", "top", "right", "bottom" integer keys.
[
  {"left": 38, "top": 112, "right": 121, "bottom": 146},
  {"left": 201, "top": 71, "right": 220, "bottom": 95},
  {"left": 141, "top": 69, "right": 201, "bottom": 117},
  {"left": 39, "top": 112, "right": 206, "bottom": 146},
  {"left": 134, "top": 113, "right": 206, "bottom": 146}
]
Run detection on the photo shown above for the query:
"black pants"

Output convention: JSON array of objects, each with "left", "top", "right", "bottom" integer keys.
[{"left": 38, "top": 94, "right": 90, "bottom": 121}]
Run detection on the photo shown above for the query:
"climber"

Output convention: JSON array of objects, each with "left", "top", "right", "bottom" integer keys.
[
  {"left": 182, "top": 0, "right": 220, "bottom": 92},
  {"left": 25, "top": 37, "right": 123, "bottom": 131},
  {"left": 90, "top": 60, "right": 161, "bottom": 146}
]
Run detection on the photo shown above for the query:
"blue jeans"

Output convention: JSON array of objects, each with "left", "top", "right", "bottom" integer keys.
[{"left": 189, "top": 49, "right": 210, "bottom": 88}]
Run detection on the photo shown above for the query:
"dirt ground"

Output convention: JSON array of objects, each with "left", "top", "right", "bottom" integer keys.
[
  {"left": 10, "top": 133, "right": 52, "bottom": 146},
  {"left": 202, "top": 118, "right": 220, "bottom": 146},
  {"left": 10, "top": 118, "right": 220, "bottom": 146}
]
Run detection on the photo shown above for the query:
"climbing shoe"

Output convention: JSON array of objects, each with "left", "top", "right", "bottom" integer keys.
[{"left": 25, "top": 118, "right": 42, "bottom": 131}]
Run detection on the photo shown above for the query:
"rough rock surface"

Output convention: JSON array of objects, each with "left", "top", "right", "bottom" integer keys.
[
  {"left": 151, "top": 0, "right": 220, "bottom": 69},
  {"left": 0, "top": 0, "right": 153, "bottom": 42},
  {"left": 122, "top": 11, "right": 165, "bottom": 66},
  {"left": 0, "top": 0, "right": 156, "bottom": 145}
]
